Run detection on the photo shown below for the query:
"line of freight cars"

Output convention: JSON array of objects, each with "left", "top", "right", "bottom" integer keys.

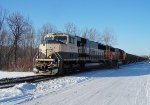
[{"left": 33, "top": 33, "right": 147, "bottom": 75}]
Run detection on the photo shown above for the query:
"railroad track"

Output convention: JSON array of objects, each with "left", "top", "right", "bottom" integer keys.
[
  {"left": 0, "top": 67, "right": 118, "bottom": 89},
  {"left": 0, "top": 62, "right": 139, "bottom": 89},
  {"left": 0, "top": 75, "right": 58, "bottom": 89}
]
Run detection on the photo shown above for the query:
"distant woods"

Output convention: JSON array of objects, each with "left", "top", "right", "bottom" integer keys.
[
  {"left": 0, "top": 9, "right": 36, "bottom": 71},
  {"left": 0, "top": 7, "right": 117, "bottom": 71}
]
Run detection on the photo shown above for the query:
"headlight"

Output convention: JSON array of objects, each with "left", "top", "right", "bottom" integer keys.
[{"left": 33, "top": 67, "right": 38, "bottom": 73}]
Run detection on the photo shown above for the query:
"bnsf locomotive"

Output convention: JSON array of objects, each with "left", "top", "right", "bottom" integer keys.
[{"left": 33, "top": 33, "right": 146, "bottom": 75}]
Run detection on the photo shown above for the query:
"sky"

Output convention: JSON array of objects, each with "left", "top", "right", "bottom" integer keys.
[{"left": 0, "top": 0, "right": 150, "bottom": 55}]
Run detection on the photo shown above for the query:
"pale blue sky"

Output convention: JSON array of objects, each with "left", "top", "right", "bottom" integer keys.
[{"left": 0, "top": 0, "right": 150, "bottom": 55}]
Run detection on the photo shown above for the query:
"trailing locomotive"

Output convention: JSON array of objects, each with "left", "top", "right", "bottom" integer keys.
[{"left": 33, "top": 33, "right": 146, "bottom": 75}]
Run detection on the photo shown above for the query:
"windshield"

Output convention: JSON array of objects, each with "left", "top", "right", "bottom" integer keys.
[{"left": 45, "top": 36, "right": 67, "bottom": 44}]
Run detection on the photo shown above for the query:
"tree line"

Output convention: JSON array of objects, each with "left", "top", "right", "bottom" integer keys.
[{"left": 0, "top": 7, "right": 116, "bottom": 71}]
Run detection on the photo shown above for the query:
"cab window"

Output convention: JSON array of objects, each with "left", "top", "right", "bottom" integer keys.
[{"left": 69, "top": 36, "right": 75, "bottom": 44}]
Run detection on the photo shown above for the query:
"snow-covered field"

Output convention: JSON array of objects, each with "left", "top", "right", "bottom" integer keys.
[
  {"left": 0, "top": 71, "right": 35, "bottom": 79},
  {"left": 0, "top": 61, "right": 150, "bottom": 105}
]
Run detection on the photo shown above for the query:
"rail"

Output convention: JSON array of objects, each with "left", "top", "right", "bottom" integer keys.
[{"left": 0, "top": 75, "right": 59, "bottom": 89}]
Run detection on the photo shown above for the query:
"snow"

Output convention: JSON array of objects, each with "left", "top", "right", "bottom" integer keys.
[
  {"left": 0, "top": 62, "right": 150, "bottom": 105},
  {"left": 0, "top": 71, "right": 35, "bottom": 79}
]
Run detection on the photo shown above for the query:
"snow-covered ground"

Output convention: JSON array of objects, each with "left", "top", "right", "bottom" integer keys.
[
  {"left": 0, "top": 61, "right": 150, "bottom": 105},
  {"left": 0, "top": 71, "right": 35, "bottom": 79}
]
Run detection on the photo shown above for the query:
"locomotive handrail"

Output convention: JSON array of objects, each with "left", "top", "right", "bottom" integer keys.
[
  {"left": 55, "top": 52, "right": 63, "bottom": 60},
  {"left": 53, "top": 52, "right": 63, "bottom": 61}
]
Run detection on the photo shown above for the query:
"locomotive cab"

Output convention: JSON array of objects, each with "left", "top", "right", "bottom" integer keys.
[{"left": 33, "top": 33, "right": 78, "bottom": 75}]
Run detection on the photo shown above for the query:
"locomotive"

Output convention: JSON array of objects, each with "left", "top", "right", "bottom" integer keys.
[{"left": 33, "top": 33, "right": 146, "bottom": 75}]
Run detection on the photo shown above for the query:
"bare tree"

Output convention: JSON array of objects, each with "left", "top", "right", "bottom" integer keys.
[
  {"left": 0, "top": 8, "right": 5, "bottom": 33},
  {"left": 38, "top": 23, "right": 57, "bottom": 43},
  {"left": 0, "top": 7, "right": 6, "bottom": 68},
  {"left": 0, "top": 9, "right": 37, "bottom": 71},
  {"left": 64, "top": 22, "right": 78, "bottom": 35},
  {"left": 16, "top": 25, "right": 37, "bottom": 71},
  {"left": 0, "top": 30, "right": 7, "bottom": 68},
  {"left": 7, "top": 12, "right": 31, "bottom": 65},
  {"left": 82, "top": 28, "right": 98, "bottom": 41},
  {"left": 88, "top": 28, "right": 98, "bottom": 41},
  {"left": 100, "top": 27, "right": 117, "bottom": 46},
  {"left": 21, "top": 25, "right": 36, "bottom": 57},
  {"left": 41, "top": 23, "right": 57, "bottom": 34},
  {"left": 82, "top": 28, "right": 88, "bottom": 38}
]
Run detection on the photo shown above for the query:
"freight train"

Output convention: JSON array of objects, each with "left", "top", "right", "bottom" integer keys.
[{"left": 33, "top": 33, "right": 147, "bottom": 75}]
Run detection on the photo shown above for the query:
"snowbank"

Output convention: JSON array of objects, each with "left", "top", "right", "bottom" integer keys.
[{"left": 0, "top": 71, "right": 35, "bottom": 79}]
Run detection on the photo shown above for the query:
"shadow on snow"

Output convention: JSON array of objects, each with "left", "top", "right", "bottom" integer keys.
[{"left": 73, "top": 61, "right": 150, "bottom": 78}]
